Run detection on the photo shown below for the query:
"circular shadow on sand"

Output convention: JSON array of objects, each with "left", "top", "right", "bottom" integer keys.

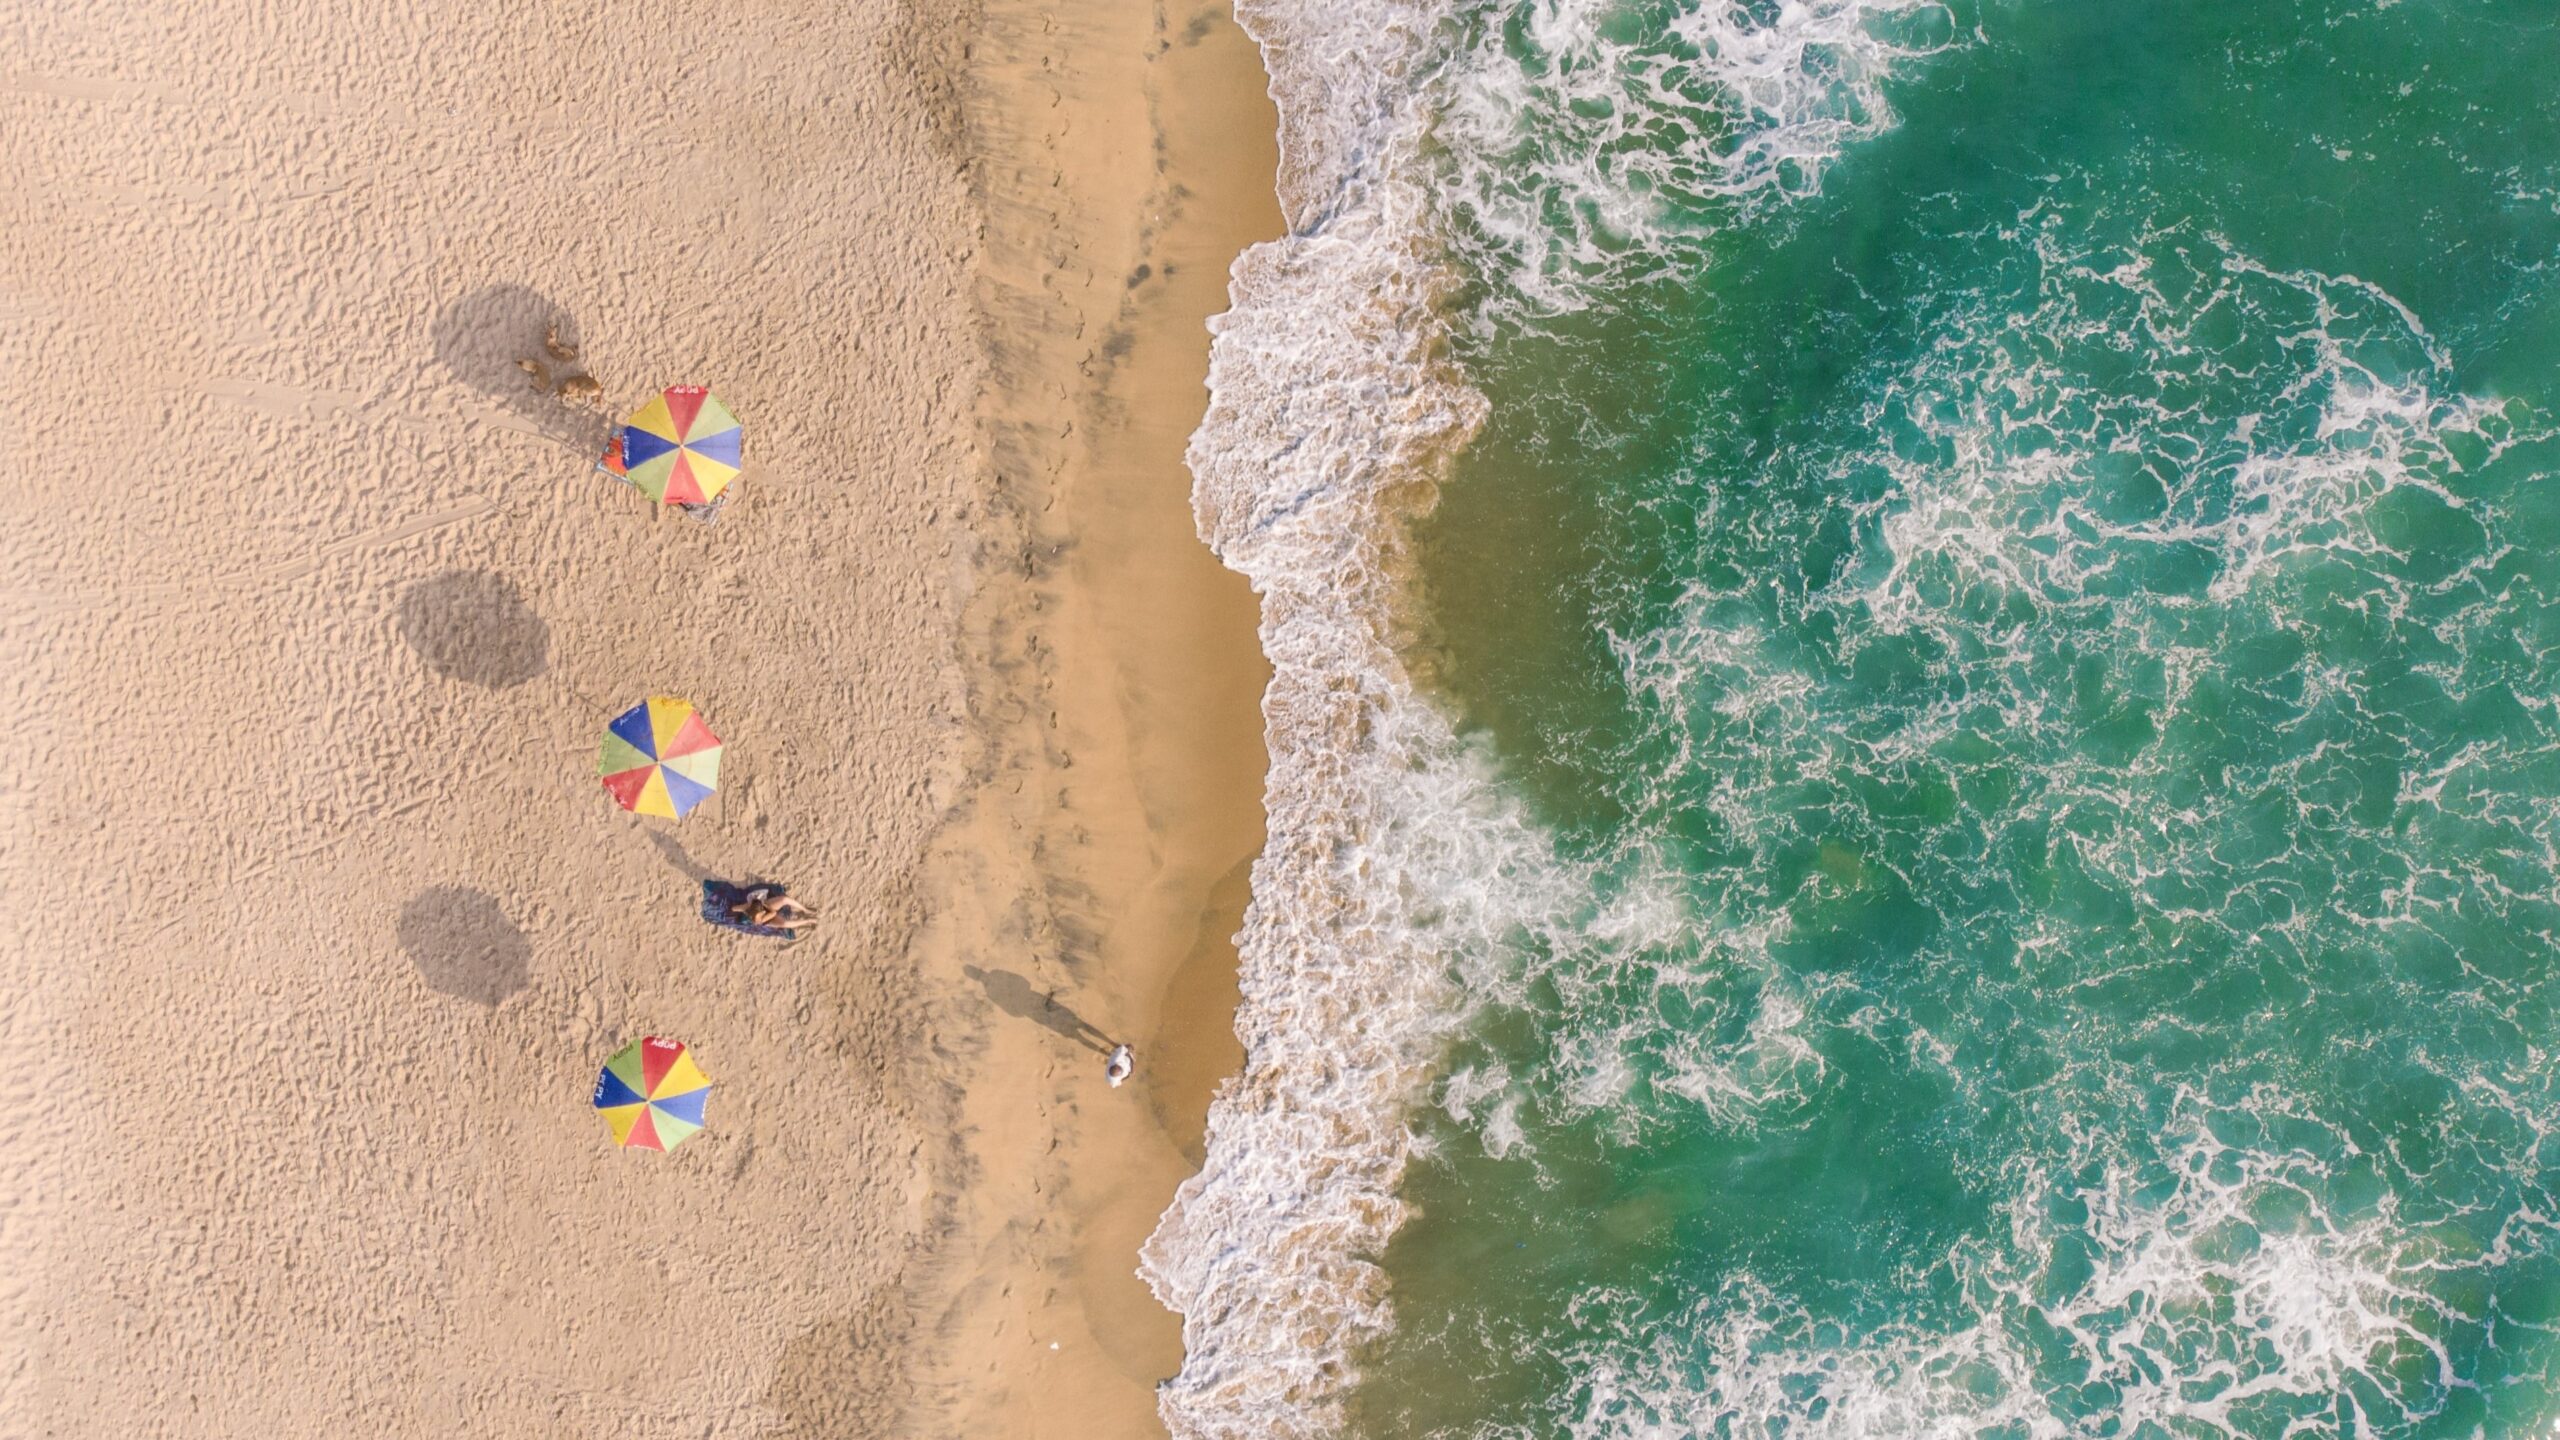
[
  {"left": 398, "top": 570, "right": 549, "bottom": 688},
  {"left": 398, "top": 887, "right": 531, "bottom": 1006}
]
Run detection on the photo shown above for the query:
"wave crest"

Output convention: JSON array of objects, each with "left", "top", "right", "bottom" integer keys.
[
  {"left": 1136, "top": 1, "right": 1493, "bottom": 1434},
  {"left": 1438, "top": 0, "right": 1962, "bottom": 311},
  {"left": 1148, "top": 7, "right": 1973, "bottom": 1432}
]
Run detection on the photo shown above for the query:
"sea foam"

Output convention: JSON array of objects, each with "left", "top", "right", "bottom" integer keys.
[
  {"left": 1144, "top": 2, "right": 1967, "bottom": 1434},
  {"left": 1536, "top": 1102, "right": 2467, "bottom": 1439},
  {"left": 1497, "top": 201, "right": 2552, "bottom": 1434},
  {"left": 1438, "top": 0, "right": 1963, "bottom": 312},
  {"left": 1134, "top": 0, "right": 1491, "bottom": 1432},
  {"left": 1149, "top": 0, "right": 2560, "bottom": 1429}
]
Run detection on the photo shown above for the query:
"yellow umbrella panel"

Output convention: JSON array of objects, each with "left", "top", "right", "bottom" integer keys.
[
  {"left": 598, "top": 697, "right": 722, "bottom": 819},
  {"left": 620, "top": 386, "right": 742, "bottom": 505}
]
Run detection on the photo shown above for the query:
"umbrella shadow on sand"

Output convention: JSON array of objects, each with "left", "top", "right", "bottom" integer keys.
[
  {"left": 398, "top": 886, "right": 531, "bottom": 1006},
  {"left": 645, "top": 830, "right": 714, "bottom": 883},
  {"left": 431, "top": 283, "right": 615, "bottom": 453},
  {"left": 963, "top": 965, "right": 1116, "bottom": 1056},
  {"left": 397, "top": 570, "right": 549, "bottom": 688}
]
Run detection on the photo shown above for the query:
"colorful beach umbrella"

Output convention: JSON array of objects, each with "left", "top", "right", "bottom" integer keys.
[
  {"left": 592, "top": 1036, "right": 712, "bottom": 1152},
  {"left": 620, "top": 385, "right": 742, "bottom": 506},
  {"left": 598, "top": 696, "right": 723, "bottom": 819}
]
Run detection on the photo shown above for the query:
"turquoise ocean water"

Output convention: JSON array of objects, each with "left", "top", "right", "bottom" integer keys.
[{"left": 1144, "top": 2, "right": 2560, "bottom": 1436}]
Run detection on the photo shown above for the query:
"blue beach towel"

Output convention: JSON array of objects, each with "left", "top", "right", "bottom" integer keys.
[{"left": 701, "top": 881, "right": 802, "bottom": 939}]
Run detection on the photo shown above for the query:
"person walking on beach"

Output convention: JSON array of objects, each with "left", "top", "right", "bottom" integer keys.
[{"left": 1105, "top": 1043, "right": 1134, "bottom": 1088}]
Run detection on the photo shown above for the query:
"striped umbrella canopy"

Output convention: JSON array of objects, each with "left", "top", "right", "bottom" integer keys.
[
  {"left": 621, "top": 385, "right": 742, "bottom": 506},
  {"left": 598, "top": 696, "right": 723, "bottom": 819},
  {"left": 592, "top": 1036, "right": 711, "bottom": 1152}
]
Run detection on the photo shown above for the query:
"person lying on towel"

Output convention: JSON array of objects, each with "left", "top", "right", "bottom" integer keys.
[{"left": 700, "top": 881, "right": 817, "bottom": 938}]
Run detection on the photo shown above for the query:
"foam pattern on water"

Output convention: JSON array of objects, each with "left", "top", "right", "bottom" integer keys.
[
  {"left": 1136, "top": 1, "right": 1494, "bottom": 1433},
  {"left": 1390, "top": 186, "right": 2560, "bottom": 1433},
  {"left": 1534, "top": 1094, "right": 2485, "bottom": 1438},
  {"left": 1435, "top": 0, "right": 1961, "bottom": 311},
  {"left": 1848, "top": 228, "right": 2510, "bottom": 638},
  {"left": 1157, "top": 0, "right": 2560, "bottom": 1432},
  {"left": 1149, "top": 3, "right": 1993, "bottom": 1434}
]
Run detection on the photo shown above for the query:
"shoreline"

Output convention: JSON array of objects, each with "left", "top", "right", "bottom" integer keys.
[
  {"left": 905, "top": 0, "right": 1281, "bottom": 1434},
  {"left": 1134, "top": 0, "right": 1500, "bottom": 1431}
]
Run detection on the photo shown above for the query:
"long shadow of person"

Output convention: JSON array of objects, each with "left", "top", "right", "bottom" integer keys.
[{"left": 962, "top": 965, "right": 1116, "bottom": 1055}]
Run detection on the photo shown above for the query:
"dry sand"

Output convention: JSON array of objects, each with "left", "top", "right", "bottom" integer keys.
[
  {"left": 4, "top": 0, "right": 985, "bottom": 1435},
  {"left": 5, "top": 0, "right": 1273, "bottom": 1429},
  {"left": 3, "top": 0, "right": 1285, "bottom": 1431}
]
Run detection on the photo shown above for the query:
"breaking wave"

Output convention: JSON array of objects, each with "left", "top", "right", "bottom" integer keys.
[
  {"left": 1135, "top": 0, "right": 1489, "bottom": 1432},
  {"left": 1144, "top": 2, "right": 1968, "bottom": 1435},
  {"left": 1541, "top": 1095, "right": 2483, "bottom": 1438},
  {"left": 1438, "top": 0, "right": 1964, "bottom": 311},
  {"left": 1388, "top": 184, "right": 2560, "bottom": 1433}
]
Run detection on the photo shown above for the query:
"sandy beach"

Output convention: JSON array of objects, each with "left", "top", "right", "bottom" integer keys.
[
  {"left": 4, "top": 0, "right": 1270, "bottom": 1433},
  {"left": 908, "top": 0, "right": 1277, "bottom": 1433}
]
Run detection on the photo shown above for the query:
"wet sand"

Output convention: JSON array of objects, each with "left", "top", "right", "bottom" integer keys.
[{"left": 908, "top": 0, "right": 1281, "bottom": 1433}]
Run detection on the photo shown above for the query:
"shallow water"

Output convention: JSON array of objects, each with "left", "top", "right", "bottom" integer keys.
[{"left": 1150, "top": 1, "right": 2560, "bottom": 1435}]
